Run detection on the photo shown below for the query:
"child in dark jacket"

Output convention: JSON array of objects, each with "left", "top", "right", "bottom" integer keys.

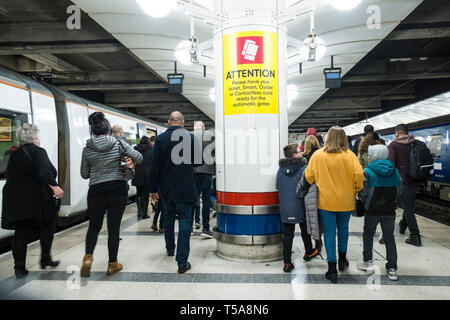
[
  {"left": 276, "top": 144, "right": 319, "bottom": 273},
  {"left": 357, "top": 145, "right": 400, "bottom": 281}
]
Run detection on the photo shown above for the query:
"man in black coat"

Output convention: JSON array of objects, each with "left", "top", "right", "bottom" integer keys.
[
  {"left": 132, "top": 136, "right": 153, "bottom": 219},
  {"left": 353, "top": 124, "right": 374, "bottom": 155},
  {"left": 149, "top": 111, "right": 201, "bottom": 273}
]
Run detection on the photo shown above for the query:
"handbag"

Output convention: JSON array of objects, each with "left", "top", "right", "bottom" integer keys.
[
  {"left": 117, "top": 140, "right": 135, "bottom": 181},
  {"left": 355, "top": 196, "right": 365, "bottom": 217}
]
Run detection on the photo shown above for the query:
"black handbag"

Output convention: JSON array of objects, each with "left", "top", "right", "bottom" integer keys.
[
  {"left": 355, "top": 197, "right": 365, "bottom": 217},
  {"left": 117, "top": 140, "right": 135, "bottom": 181}
]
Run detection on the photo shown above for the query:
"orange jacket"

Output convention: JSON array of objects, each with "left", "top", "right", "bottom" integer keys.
[{"left": 304, "top": 149, "right": 364, "bottom": 212}]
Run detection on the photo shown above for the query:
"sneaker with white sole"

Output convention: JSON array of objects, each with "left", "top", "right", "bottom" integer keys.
[
  {"left": 357, "top": 260, "right": 374, "bottom": 272},
  {"left": 195, "top": 223, "right": 201, "bottom": 230},
  {"left": 201, "top": 229, "right": 214, "bottom": 239},
  {"left": 386, "top": 268, "right": 398, "bottom": 281}
]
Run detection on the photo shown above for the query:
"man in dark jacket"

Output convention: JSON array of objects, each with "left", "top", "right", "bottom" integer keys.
[
  {"left": 192, "top": 121, "right": 215, "bottom": 238},
  {"left": 276, "top": 144, "right": 318, "bottom": 273},
  {"left": 149, "top": 111, "right": 201, "bottom": 273},
  {"left": 352, "top": 124, "right": 374, "bottom": 156},
  {"left": 132, "top": 136, "right": 153, "bottom": 219},
  {"left": 388, "top": 123, "right": 422, "bottom": 246}
]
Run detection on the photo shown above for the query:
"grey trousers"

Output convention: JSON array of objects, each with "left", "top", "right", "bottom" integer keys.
[{"left": 363, "top": 215, "right": 398, "bottom": 270}]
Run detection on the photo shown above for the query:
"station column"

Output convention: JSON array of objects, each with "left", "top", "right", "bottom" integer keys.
[{"left": 212, "top": 0, "right": 288, "bottom": 261}]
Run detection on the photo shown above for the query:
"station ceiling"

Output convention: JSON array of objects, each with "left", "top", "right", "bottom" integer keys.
[
  {"left": 0, "top": 0, "right": 449, "bottom": 133},
  {"left": 0, "top": 0, "right": 212, "bottom": 130}
]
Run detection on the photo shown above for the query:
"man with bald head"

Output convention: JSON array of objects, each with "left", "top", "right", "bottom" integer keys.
[{"left": 149, "top": 111, "right": 201, "bottom": 273}]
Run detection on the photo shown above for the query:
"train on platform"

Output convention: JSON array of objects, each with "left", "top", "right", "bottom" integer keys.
[
  {"left": 378, "top": 117, "right": 450, "bottom": 203},
  {"left": 0, "top": 67, "right": 167, "bottom": 242}
]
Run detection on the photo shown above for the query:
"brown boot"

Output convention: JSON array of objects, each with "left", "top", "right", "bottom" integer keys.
[
  {"left": 80, "top": 254, "right": 93, "bottom": 278},
  {"left": 107, "top": 261, "right": 123, "bottom": 275}
]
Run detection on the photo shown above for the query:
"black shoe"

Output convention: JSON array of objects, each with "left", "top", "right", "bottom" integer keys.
[
  {"left": 405, "top": 234, "right": 421, "bottom": 247},
  {"left": 167, "top": 249, "right": 175, "bottom": 256},
  {"left": 178, "top": 262, "right": 191, "bottom": 274},
  {"left": 303, "top": 248, "right": 319, "bottom": 261},
  {"left": 283, "top": 263, "right": 295, "bottom": 273},
  {"left": 399, "top": 220, "right": 407, "bottom": 235},
  {"left": 142, "top": 215, "right": 150, "bottom": 220},
  {"left": 40, "top": 259, "right": 60, "bottom": 269},
  {"left": 325, "top": 262, "right": 338, "bottom": 283},
  {"left": 338, "top": 252, "right": 349, "bottom": 271},
  {"left": 201, "top": 229, "right": 214, "bottom": 239},
  {"left": 14, "top": 268, "right": 29, "bottom": 279}
]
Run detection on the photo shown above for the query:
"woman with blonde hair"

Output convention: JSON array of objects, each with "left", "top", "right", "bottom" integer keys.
[
  {"left": 301, "top": 126, "right": 364, "bottom": 283},
  {"left": 303, "top": 135, "right": 321, "bottom": 162}
]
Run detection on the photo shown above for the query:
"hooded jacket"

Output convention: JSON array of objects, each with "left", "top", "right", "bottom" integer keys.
[
  {"left": 388, "top": 134, "right": 420, "bottom": 184},
  {"left": 276, "top": 157, "right": 307, "bottom": 224},
  {"left": 132, "top": 143, "right": 153, "bottom": 187},
  {"left": 81, "top": 135, "right": 143, "bottom": 186},
  {"left": 359, "top": 145, "right": 400, "bottom": 215}
]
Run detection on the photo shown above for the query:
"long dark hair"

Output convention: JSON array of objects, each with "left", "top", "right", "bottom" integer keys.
[
  {"left": 88, "top": 112, "right": 111, "bottom": 136},
  {"left": 139, "top": 136, "right": 150, "bottom": 145}
]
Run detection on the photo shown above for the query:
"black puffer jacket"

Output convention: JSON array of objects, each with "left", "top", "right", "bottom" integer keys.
[{"left": 132, "top": 143, "right": 153, "bottom": 187}]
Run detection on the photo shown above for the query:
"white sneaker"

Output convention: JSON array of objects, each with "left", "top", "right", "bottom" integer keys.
[
  {"left": 387, "top": 268, "right": 398, "bottom": 281},
  {"left": 357, "top": 260, "right": 374, "bottom": 271}
]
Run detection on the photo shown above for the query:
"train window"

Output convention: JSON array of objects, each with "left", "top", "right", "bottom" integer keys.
[
  {"left": 0, "top": 111, "right": 28, "bottom": 179},
  {"left": 428, "top": 134, "right": 442, "bottom": 158}
]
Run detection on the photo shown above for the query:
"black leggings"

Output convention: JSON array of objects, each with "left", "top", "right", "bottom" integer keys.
[
  {"left": 86, "top": 193, "right": 128, "bottom": 262},
  {"left": 136, "top": 185, "right": 150, "bottom": 217},
  {"left": 283, "top": 222, "right": 313, "bottom": 264},
  {"left": 12, "top": 215, "right": 56, "bottom": 269}
]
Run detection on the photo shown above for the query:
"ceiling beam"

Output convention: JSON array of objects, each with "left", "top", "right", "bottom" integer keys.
[
  {"left": 0, "top": 42, "right": 124, "bottom": 55},
  {"left": 110, "top": 101, "right": 192, "bottom": 108},
  {"left": 386, "top": 27, "right": 450, "bottom": 40},
  {"left": 58, "top": 82, "right": 168, "bottom": 91},
  {"left": 23, "top": 53, "right": 80, "bottom": 72}
]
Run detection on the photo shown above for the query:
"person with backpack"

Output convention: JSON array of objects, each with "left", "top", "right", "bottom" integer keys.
[
  {"left": 80, "top": 112, "right": 143, "bottom": 277},
  {"left": 388, "top": 124, "right": 433, "bottom": 247},
  {"left": 277, "top": 144, "right": 319, "bottom": 273},
  {"left": 357, "top": 145, "right": 400, "bottom": 281}
]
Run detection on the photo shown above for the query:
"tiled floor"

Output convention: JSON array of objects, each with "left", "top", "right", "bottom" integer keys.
[{"left": 0, "top": 203, "right": 449, "bottom": 300}]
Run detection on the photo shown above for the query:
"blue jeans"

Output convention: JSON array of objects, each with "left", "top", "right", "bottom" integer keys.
[
  {"left": 319, "top": 210, "right": 352, "bottom": 263},
  {"left": 194, "top": 174, "right": 212, "bottom": 231},
  {"left": 164, "top": 200, "right": 194, "bottom": 267}
]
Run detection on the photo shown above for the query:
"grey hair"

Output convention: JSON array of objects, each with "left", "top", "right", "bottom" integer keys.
[{"left": 17, "top": 123, "right": 39, "bottom": 145}]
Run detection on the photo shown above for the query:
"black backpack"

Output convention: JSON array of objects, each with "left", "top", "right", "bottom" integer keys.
[{"left": 408, "top": 140, "right": 434, "bottom": 180}]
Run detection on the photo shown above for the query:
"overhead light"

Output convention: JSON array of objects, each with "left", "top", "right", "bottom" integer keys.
[
  {"left": 209, "top": 87, "right": 215, "bottom": 101},
  {"left": 136, "top": 0, "right": 177, "bottom": 18},
  {"left": 389, "top": 58, "right": 412, "bottom": 62},
  {"left": 174, "top": 40, "right": 193, "bottom": 65},
  {"left": 299, "top": 35, "right": 327, "bottom": 62},
  {"left": 332, "top": 0, "right": 362, "bottom": 11}
]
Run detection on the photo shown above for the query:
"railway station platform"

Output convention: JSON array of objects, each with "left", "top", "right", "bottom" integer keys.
[{"left": 0, "top": 204, "right": 448, "bottom": 300}]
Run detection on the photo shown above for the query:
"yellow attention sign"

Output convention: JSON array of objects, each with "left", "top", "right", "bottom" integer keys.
[{"left": 223, "top": 31, "right": 278, "bottom": 115}]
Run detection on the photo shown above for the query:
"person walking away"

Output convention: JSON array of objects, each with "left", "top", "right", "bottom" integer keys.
[
  {"left": 298, "top": 127, "right": 317, "bottom": 153},
  {"left": 80, "top": 112, "right": 143, "bottom": 277},
  {"left": 357, "top": 133, "right": 378, "bottom": 169},
  {"left": 277, "top": 144, "right": 319, "bottom": 273},
  {"left": 353, "top": 124, "right": 374, "bottom": 156},
  {"left": 301, "top": 135, "right": 323, "bottom": 252},
  {"left": 151, "top": 196, "right": 165, "bottom": 233},
  {"left": 132, "top": 136, "right": 153, "bottom": 219},
  {"left": 2, "top": 124, "right": 63, "bottom": 278},
  {"left": 357, "top": 145, "right": 400, "bottom": 281},
  {"left": 149, "top": 111, "right": 201, "bottom": 273},
  {"left": 388, "top": 124, "right": 432, "bottom": 246},
  {"left": 303, "top": 126, "right": 364, "bottom": 283},
  {"left": 192, "top": 121, "right": 215, "bottom": 239}
]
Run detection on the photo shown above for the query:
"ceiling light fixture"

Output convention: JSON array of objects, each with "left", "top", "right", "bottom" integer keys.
[
  {"left": 332, "top": 0, "right": 362, "bottom": 11},
  {"left": 136, "top": 0, "right": 177, "bottom": 18},
  {"left": 174, "top": 40, "right": 193, "bottom": 65},
  {"left": 299, "top": 35, "right": 327, "bottom": 62}
]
